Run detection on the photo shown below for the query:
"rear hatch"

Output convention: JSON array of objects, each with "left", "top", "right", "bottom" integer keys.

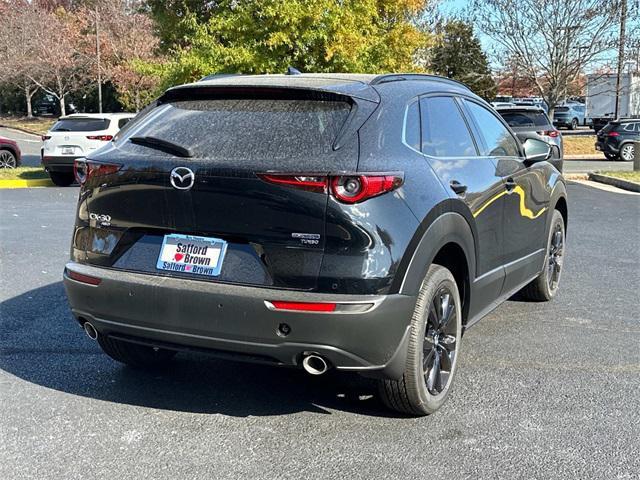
[
  {"left": 74, "top": 85, "right": 378, "bottom": 290},
  {"left": 45, "top": 117, "right": 111, "bottom": 158}
]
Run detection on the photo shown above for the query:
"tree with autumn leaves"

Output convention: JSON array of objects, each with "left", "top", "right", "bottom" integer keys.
[
  {"left": 0, "top": 0, "right": 160, "bottom": 116},
  {"left": 2, "top": 0, "right": 500, "bottom": 115},
  {"left": 147, "top": 0, "right": 434, "bottom": 89}
]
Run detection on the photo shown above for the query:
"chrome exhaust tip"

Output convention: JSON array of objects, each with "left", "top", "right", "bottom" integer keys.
[
  {"left": 83, "top": 322, "right": 98, "bottom": 340},
  {"left": 302, "top": 354, "right": 329, "bottom": 375}
]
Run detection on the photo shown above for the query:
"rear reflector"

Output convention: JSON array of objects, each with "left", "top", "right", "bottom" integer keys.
[
  {"left": 65, "top": 268, "right": 101, "bottom": 285},
  {"left": 269, "top": 301, "right": 337, "bottom": 312}
]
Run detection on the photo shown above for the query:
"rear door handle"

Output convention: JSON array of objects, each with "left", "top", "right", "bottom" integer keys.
[
  {"left": 505, "top": 178, "right": 517, "bottom": 192},
  {"left": 449, "top": 180, "right": 467, "bottom": 195}
]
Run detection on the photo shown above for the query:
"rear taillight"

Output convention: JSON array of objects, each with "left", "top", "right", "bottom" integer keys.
[
  {"left": 258, "top": 173, "right": 403, "bottom": 204},
  {"left": 257, "top": 174, "right": 327, "bottom": 193},
  {"left": 86, "top": 135, "right": 113, "bottom": 141},
  {"left": 74, "top": 158, "right": 121, "bottom": 185},
  {"left": 607, "top": 131, "right": 620, "bottom": 137},
  {"left": 538, "top": 130, "right": 559, "bottom": 138},
  {"left": 41, "top": 135, "right": 51, "bottom": 141},
  {"left": 330, "top": 175, "right": 402, "bottom": 204}
]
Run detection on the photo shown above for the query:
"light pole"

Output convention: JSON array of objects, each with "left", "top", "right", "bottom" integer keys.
[
  {"left": 95, "top": 4, "right": 102, "bottom": 114},
  {"left": 614, "top": 0, "right": 627, "bottom": 119}
]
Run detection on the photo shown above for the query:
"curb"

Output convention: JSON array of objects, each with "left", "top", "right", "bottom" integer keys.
[
  {"left": 564, "top": 174, "right": 588, "bottom": 180},
  {"left": 0, "top": 178, "right": 53, "bottom": 189},
  {"left": 588, "top": 173, "right": 640, "bottom": 193},
  {"left": 0, "top": 124, "right": 44, "bottom": 137},
  {"left": 564, "top": 156, "right": 606, "bottom": 161}
]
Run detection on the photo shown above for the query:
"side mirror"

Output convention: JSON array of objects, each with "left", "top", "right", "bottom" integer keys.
[{"left": 522, "top": 137, "right": 551, "bottom": 164}]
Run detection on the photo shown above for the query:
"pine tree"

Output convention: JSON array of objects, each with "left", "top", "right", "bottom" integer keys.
[{"left": 430, "top": 20, "right": 496, "bottom": 100}]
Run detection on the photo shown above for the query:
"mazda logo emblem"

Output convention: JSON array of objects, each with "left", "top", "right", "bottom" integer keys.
[{"left": 170, "top": 167, "right": 195, "bottom": 190}]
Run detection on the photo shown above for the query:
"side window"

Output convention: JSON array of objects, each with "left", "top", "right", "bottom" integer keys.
[
  {"left": 118, "top": 118, "right": 131, "bottom": 129},
  {"left": 419, "top": 96, "right": 477, "bottom": 157},
  {"left": 463, "top": 100, "right": 520, "bottom": 157},
  {"left": 403, "top": 101, "right": 420, "bottom": 151}
]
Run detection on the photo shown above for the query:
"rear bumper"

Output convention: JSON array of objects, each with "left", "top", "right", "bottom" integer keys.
[
  {"left": 42, "top": 155, "right": 78, "bottom": 172},
  {"left": 63, "top": 262, "right": 416, "bottom": 379},
  {"left": 595, "top": 140, "right": 618, "bottom": 154}
]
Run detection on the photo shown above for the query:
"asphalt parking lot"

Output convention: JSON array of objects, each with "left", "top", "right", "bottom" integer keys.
[{"left": 0, "top": 183, "right": 639, "bottom": 479}]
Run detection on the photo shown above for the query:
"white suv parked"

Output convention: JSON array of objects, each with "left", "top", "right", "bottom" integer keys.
[{"left": 42, "top": 113, "right": 136, "bottom": 186}]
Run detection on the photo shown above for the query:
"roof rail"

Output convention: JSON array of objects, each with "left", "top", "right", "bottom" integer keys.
[{"left": 370, "top": 74, "right": 471, "bottom": 90}]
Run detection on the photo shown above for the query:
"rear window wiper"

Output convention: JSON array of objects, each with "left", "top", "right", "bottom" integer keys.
[{"left": 129, "top": 135, "right": 193, "bottom": 158}]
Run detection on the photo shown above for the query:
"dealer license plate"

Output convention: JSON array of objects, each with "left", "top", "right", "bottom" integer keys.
[{"left": 156, "top": 234, "right": 227, "bottom": 277}]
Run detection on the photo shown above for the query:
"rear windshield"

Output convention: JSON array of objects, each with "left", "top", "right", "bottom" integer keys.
[
  {"left": 52, "top": 118, "right": 110, "bottom": 132},
  {"left": 117, "top": 99, "right": 351, "bottom": 159},
  {"left": 499, "top": 111, "right": 550, "bottom": 128}
]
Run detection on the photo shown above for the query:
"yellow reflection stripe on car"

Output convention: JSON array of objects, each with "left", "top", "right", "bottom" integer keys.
[
  {"left": 512, "top": 185, "right": 547, "bottom": 219},
  {"left": 473, "top": 185, "right": 546, "bottom": 219},
  {"left": 473, "top": 190, "right": 507, "bottom": 218}
]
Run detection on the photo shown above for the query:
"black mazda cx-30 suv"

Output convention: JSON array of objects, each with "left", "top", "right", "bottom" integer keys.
[{"left": 64, "top": 74, "right": 567, "bottom": 415}]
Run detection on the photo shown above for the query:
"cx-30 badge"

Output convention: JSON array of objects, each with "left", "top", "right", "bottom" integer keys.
[{"left": 170, "top": 167, "right": 195, "bottom": 190}]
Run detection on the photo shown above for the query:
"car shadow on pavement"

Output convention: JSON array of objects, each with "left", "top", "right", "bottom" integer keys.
[{"left": 0, "top": 282, "right": 400, "bottom": 418}]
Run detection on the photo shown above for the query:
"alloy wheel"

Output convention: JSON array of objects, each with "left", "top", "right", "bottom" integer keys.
[
  {"left": 547, "top": 225, "right": 564, "bottom": 291},
  {"left": 620, "top": 144, "right": 634, "bottom": 161},
  {"left": 0, "top": 150, "right": 16, "bottom": 168},
  {"left": 423, "top": 287, "right": 458, "bottom": 396}
]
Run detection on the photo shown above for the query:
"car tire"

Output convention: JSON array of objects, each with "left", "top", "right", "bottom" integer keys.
[
  {"left": 49, "top": 171, "right": 75, "bottom": 186},
  {"left": 520, "top": 210, "right": 565, "bottom": 302},
  {"left": 619, "top": 143, "right": 635, "bottom": 162},
  {"left": 0, "top": 149, "right": 18, "bottom": 168},
  {"left": 378, "top": 264, "right": 462, "bottom": 416},
  {"left": 97, "top": 334, "right": 177, "bottom": 369},
  {"left": 570, "top": 118, "right": 578, "bottom": 130},
  {"left": 604, "top": 152, "right": 618, "bottom": 161}
]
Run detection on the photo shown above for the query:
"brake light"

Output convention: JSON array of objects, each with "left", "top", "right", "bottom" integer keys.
[
  {"left": 607, "top": 131, "right": 620, "bottom": 137},
  {"left": 269, "top": 301, "right": 337, "bottom": 312},
  {"left": 330, "top": 175, "right": 403, "bottom": 204},
  {"left": 257, "top": 174, "right": 327, "bottom": 193},
  {"left": 538, "top": 130, "right": 559, "bottom": 138},
  {"left": 86, "top": 135, "right": 113, "bottom": 141},
  {"left": 258, "top": 173, "right": 403, "bottom": 204},
  {"left": 74, "top": 158, "right": 121, "bottom": 185},
  {"left": 41, "top": 135, "right": 51, "bottom": 141}
]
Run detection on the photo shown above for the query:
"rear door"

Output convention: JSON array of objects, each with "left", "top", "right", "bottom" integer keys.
[
  {"left": 82, "top": 94, "right": 360, "bottom": 290},
  {"left": 462, "top": 99, "right": 549, "bottom": 295},
  {"left": 419, "top": 95, "right": 506, "bottom": 309}
]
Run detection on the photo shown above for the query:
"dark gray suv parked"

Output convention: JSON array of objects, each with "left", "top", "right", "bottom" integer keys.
[{"left": 64, "top": 74, "right": 568, "bottom": 415}]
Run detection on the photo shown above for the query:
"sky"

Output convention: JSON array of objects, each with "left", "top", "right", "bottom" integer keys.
[{"left": 436, "top": 0, "right": 638, "bottom": 73}]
